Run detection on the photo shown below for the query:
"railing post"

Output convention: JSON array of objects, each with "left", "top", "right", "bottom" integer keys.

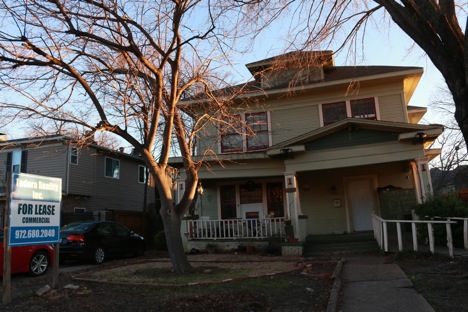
[
  {"left": 396, "top": 222, "right": 403, "bottom": 251},
  {"left": 428, "top": 223, "right": 434, "bottom": 254},
  {"left": 464, "top": 220, "right": 468, "bottom": 250},
  {"left": 383, "top": 221, "right": 388, "bottom": 252},
  {"left": 411, "top": 222, "right": 418, "bottom": 252},
  {"left": 446, "top": 222, "right": 454, "bottom": 258}
]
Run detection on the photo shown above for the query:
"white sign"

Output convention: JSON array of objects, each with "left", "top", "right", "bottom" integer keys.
[{"left": 8, "top": 173, "right": 62, "bottom": 246}]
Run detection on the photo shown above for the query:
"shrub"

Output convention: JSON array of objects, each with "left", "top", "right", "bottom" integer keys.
[{"left": 414, "top": 194, "right": 468, "bottom": 248}]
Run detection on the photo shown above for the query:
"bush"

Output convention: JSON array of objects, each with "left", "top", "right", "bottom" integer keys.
[
  {"left": 153, "top": 230, "right": 168, "bottom": 251},
  {"left": 414, "top": 195, "right": 468, "bottom": 248}
]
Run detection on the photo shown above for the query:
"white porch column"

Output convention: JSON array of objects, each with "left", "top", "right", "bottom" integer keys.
[
  {"left": 284, "top": 172, "right": 300, "bottom": 240},
  {"left": 413, "top": 157, "right": 433, "bottom": 203}
]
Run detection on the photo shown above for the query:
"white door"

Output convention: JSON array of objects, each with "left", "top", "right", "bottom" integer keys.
[{"left": 347, "top": 177, "right": 375, "bottom": 231}]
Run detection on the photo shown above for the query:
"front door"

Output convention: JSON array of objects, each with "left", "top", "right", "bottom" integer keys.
[{"left": 346, "top": 177, "right": 375, "bottom": 231}]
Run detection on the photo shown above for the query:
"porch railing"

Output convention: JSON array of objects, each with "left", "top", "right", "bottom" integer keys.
[
  {"left": 372, "top": 214, "right": 464, "bottom": 258},
  {"left": 186, "top": 217, "right": 285, "bottom": 240}
]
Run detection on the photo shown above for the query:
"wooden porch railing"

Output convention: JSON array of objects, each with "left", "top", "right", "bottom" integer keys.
[
  {"left": 186, "top": 217, "right": 285, "bottom": 240},
  {"left": 372, "top": 214, "right": 467, "bottom": 258}
]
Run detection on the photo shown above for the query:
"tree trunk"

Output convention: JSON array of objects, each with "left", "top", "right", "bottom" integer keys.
[{"left": 160, "top": 202, "right": 193, "bottom": 273}]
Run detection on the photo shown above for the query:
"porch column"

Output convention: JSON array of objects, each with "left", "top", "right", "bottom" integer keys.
[
  {"left": 412, "top": 157, "right": 433, "bottom": 203},
  {"left": 284, "top": 172, "right": 300, "bottom": 240}
]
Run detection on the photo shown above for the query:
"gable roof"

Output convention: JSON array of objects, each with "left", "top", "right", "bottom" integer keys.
[
  {"left": 185, "top": 65, "right": 423, "bottom": 104},
  {"left": 266, "top": 118, "right": 444, "bottom": 156}
]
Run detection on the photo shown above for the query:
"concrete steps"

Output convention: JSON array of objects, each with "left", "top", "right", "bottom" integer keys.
[{"left": 303, "top": 232, "right": 380, "bottom": 256}]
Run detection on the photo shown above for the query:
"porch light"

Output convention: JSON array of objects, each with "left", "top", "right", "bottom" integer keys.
[
  {"left": 330, "top": 185, "right": 337, "bottom": 194},
  {"left": 280, "top": 148, "right": 293, "bottom": 159},
  {"left": 413, "top": 132, "right": 427, "bottom": 144}
]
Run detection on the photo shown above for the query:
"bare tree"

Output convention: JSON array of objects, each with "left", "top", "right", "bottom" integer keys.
[
  {"left": 0, "top": 0, "right": 265, "bottom": 273},
  {"left": 428, "top": 86, "right": 467, "bottom": 192},
  {"left": 274, "top": 1, "right": 468, "bottom": 146}
]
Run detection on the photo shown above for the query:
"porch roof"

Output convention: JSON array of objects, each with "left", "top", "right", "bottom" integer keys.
[{"left": 266, "top": 119, "right": 444, "bottom": 157}]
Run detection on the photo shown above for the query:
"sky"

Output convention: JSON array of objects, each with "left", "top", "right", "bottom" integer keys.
[
  {"left": 1, "top": 3, "right": 465, "bottom": 139},
  {"left": 228, "top": 14, "right": 452, "bottom": 126}
]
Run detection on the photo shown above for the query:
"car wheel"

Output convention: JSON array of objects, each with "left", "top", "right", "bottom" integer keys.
[
  {"left": 29, "top": 250, "right": 49, "bottom": 276},
  {"left": 93, "top": 247, "right": 105, "bottom": 264}
]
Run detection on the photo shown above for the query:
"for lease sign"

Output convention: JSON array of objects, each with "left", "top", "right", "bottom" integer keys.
[{"left": 8, "top": 173, "right": 62, "bottom": 246}]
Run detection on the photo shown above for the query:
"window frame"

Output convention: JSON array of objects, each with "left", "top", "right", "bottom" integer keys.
[
  {"left": 104, "top": 157, "right": 120, "bottom": 179},
  {"left": 245, "top": 112, "right": 269, "bottom": 151},
  {"left": 70, "top": 146, "right": 78, "bottom": 165},
  {"left": 219, "top": 111, "right": 271, "bottom": 154},
  {"left": 220, "top": 114, "right": 243, "bottom": 153},
  {"left": 320, "top": 97, "right": 379, "bottom": 126},
  {"left": 138, "top": 165, "right": 147, "bottom": 184}
]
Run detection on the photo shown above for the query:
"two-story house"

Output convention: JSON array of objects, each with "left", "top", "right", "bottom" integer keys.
[
  {"left": 171, "top": 51, "right": 443, "bottom": 250},
  {"left": 0, "top": 134, "right": 155, "bottom": 234}
]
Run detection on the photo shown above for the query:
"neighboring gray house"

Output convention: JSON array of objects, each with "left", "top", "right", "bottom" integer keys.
[{"left": 0, "top": 135, "right": 154, "bottom": 229}]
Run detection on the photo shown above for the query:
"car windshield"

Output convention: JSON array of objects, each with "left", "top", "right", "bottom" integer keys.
[{"left": 61, "top": 222, "right": 94, "bottom": 232}]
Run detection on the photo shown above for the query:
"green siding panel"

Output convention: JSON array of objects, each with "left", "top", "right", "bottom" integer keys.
[{"left": 305, "top": 129, "right": 399, "bottom": 151}]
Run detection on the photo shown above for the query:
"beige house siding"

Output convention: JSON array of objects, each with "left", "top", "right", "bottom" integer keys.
[
  {"left": 378, "top": 93, "right": 407, "bottom": 123},
  {"left": 198, "top": 158, "right": 285, "bottom": 179},
  {"left": 298, "top": 162, "right": 416, "bottom": 235},
  {"left": 285, "top": 141, "right": 424, "bottom": 172}
]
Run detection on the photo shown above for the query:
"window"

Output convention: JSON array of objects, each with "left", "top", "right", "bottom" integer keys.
[
  {"left": 351, "top": 98, "right": 376, "bottom": 119},
  {"left": 105, "top": 157, "right": 120, "bottom": 178},
  {"left": 138, "top": 165, "right": 147, "bottom": 184},
  {"left": 246, "top": 113, "right": 269, "bottom": 150},
  {"left": 6, "top": 150, "right": 27, "bottom": 173},
  {"left": 220, "top": 112, "right": 270, "bottom": 153},
  {"left": 322, "top": 101, "right": 347, "bottom": 126},
  {"left": 220, "top": 115, "right": 243, "bottom": 153},
  {"left": 70, "top": 147, "right": 78, "bottom": 165},
  {"left": 321, "top": 98, "right": 378, "bottom": 126}
]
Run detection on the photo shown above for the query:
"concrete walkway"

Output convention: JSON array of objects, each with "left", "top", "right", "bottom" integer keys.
[{"left": 338, "top": 254, "right": 434, "bottom": 312}]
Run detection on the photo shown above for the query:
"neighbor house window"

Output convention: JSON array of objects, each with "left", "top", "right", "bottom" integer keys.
[
  {"left": 105, "top": 157, "right": 120, "bottom": 178},
  {"left": 6, "top": 150, "right": 27, "bottom": 173},
  {"left": 70, "top": 147, "right": 78, "bottom": 165},
  {"left": 138, "top": 165, "right": 147, "bottom": 184},
  {"left": 321, "top": 98, "right": 378, "bottom": 126},
  {"left": 220, "top": 112, "right": 270, "bottom": 153}
]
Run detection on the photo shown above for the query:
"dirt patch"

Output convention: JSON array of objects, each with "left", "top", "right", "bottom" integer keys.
[
  {"left": 396, "top": 252, "right": 468, "bottom": 311},
  {"left": 2, "top": 252, "right": 337, "bottom": 312}
]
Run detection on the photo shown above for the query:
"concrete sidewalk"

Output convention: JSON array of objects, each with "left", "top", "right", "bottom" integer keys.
[{"left": 338, "top": 254, "right": 434, "bottom": 312}]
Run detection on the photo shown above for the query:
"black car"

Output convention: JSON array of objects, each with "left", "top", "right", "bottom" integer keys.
[{"left": 59, "top": 221, "right": 145, "bottom": 264}]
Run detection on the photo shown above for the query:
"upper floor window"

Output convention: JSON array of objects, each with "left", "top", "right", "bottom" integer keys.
[
  {"left": 6, "top": 150, "right": 27, "bottom": 173},
  {"left": 220, "top": 115, "right": 243, "bottom": 153},
  {"left": 246, "top": 112, "right": 269, "bottom": 150},
  {"left": 138, "top": 165, "right": 147, "bottom": 184},
  {"left": 350, "top": 98, "right": 376, "bottom": 119},
  {"left": 322, "top": 101, "right": 347, "bottom": 126},
  {"left": 220, "top": 112, "right": 270, "bottom": 153},
  {"left": 70, "top": 147, "right": 78, "bottom": 165},
  {"left": 321, "top": 97, "right": 378, "bottom": 126},
  {"left": 105, "top": 157, "right": 120, "bottom": 179}
]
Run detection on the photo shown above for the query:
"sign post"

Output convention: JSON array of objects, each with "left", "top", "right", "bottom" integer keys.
[
  {"left": 3, "top": 172, "right": 12, "bottom": 305},
  {"left": 8, "top": 173, "right": 62, "bottom": 247},
  {"left": 3, "top": 173, "right": 62, "bottom": 303}
]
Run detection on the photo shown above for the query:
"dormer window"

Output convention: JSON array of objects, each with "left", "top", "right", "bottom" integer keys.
[
  {"left": 220, "top": 112, "right": 270, "bottom": 153},
  {"left": 321, "top": 97, "right": 378, "bottom": 126}
]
